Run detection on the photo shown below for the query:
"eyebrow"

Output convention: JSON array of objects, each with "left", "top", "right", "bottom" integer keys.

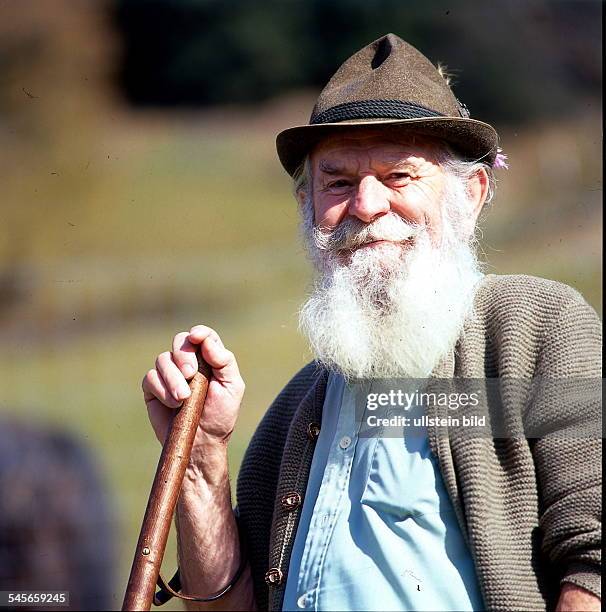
[
  {"left": 380, "top": 156, "right": 420, "bottom": 169},
  {"left": 318, "top": 158, "right": 421, "bottom": 176},
  {"left": 318, "top": 160, "right": 346, "bottom": 175}
]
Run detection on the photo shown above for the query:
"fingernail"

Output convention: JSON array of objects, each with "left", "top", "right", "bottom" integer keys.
[
  {"left": 183, "top": 364, "right": 195, "bottom": 377},
  {"left": 174, "top": 386, "right": 191, "bottom": 401}
]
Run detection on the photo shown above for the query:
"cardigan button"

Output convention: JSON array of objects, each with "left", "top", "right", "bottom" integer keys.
[
  {"left": 280, "top": 492, "right": 302, "bottom": 510},
  {"left": 307, "top": 422, "right": 321, "bottom": 440},
  {"left": 264, "top": 567, "right": 283, "bottom": 587}
]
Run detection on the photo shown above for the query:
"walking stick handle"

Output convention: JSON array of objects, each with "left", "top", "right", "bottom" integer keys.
[{"left": 122, "top": 352, "right": 211, "bottom": 611}]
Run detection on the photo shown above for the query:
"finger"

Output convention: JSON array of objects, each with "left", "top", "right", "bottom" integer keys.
[
  {"left": 172, "top": 332, "right": 198, "bottom": 379},
  {"left": 199, "top": 336, "right": 242, "bottom": 385},
  {"left": 188, "top": 325, "right": 219, "bottom": 345},
  {"left": 142, "top": 367, "right": 183, "bottom": 409},
  {"left": 146, "top": 397, "right": 172, "bottom": 445},
  {"left": 156, "top": 351, "right": 191, "bottom": 402},
  {"left": 188, "top": 325, "right": 243, "bottom": 386}
]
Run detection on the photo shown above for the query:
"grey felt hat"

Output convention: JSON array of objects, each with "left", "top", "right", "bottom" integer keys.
[{"left": 276, "top": 33, "right": 499, "bottom": 176}]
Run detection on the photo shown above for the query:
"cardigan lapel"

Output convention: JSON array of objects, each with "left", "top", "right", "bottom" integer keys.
[
  {"left": 425, "top": 349, "right": 471, "bottom": 545},
  {"left": 267, "top": 365, "right": 329, "bottom": 611}
]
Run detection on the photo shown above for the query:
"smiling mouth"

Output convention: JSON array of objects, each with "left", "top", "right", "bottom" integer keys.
[
  {"left": 361, "top": 239, "right": 392, "bottom": 247},
  {"left": 336, "top": 238, "right": 415, "bottom": 259},
  {"left": 357, "top": 238, "right": 415, "bottom": 249}
]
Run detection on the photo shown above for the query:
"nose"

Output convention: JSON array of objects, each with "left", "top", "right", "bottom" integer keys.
[{"left": 348, "top": 175, "right": 390, "bottom": 223}]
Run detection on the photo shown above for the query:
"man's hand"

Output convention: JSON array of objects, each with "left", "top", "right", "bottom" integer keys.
[
  {"left": 556, "top": 583, "right": 601, "bottom": 611},
  {"left": 141, "top": 326, "right": 253, "bottom": 611},
  {"left": 142, "top": 324, "right": 245, "bottom": 448}
]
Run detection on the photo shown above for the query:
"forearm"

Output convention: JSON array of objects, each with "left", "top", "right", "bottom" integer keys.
[{"left": 176, "top": 440, "right": 255, "bottom": 611}]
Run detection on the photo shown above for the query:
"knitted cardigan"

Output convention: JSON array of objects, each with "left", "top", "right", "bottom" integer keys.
[{"left": 236, "top": 274, "right": 602, "bottom": 611}]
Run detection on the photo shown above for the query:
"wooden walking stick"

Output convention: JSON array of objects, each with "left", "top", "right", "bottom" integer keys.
[{"left": 122, "top": 352, "right": 211, "bottom": 611}]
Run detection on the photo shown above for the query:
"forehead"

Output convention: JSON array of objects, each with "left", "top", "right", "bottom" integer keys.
[{"left": 310, "top": 130, "right": 443, "bottom": 169}]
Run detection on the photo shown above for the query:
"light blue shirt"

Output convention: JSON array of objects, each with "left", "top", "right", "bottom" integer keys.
[{"left": 282, "top": 373, "right": 484, "bottom": 611}]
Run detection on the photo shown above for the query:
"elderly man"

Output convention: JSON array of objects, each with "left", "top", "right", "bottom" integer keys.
[{"left": 142, "top": 35, "right": 601, "bottom": 611}]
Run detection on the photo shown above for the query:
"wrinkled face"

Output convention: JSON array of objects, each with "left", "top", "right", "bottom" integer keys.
[
  {"left": 308, "top": 132, "right": 448, "bottom": 257},
  {"left": 298, "top": 131, "right": 490, "bottom": 379}
]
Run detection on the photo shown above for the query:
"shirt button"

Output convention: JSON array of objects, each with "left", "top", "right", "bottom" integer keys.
[
  {"left": 297, "top": 593, "right": 310, "bottom": 608},
  {"left": 339, "top": 435, "right": 352, "bottom": 449},
  {"left": 280, "top": 491, "right": 302, "bottom": 510},
  {"left": 264, "top": 567, "right": 283, "bottom": 587},
  {"left": 307, "top": 422, "right": 321, "bottom": 440}
]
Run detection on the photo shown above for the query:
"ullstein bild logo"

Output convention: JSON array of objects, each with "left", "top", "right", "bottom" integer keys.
[{"left": 366, "top": 412, "right": 487, "bottom": 429}]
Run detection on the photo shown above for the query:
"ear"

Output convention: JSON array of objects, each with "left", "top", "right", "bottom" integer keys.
[
  {"left": 295, "top": 188, "right": 307, "bottom": 210},
  {"left": 466, "top": 167, "right": 489, "bottom": 222}
]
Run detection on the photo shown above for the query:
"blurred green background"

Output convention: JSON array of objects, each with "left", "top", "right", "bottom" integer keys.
[{"left": 0, "top": 0, "right": 601, "bottom": 609}]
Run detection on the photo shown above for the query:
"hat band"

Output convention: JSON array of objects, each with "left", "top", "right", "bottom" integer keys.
[{"left": 310, "top": 100, "right": 444, "bottom": 125}]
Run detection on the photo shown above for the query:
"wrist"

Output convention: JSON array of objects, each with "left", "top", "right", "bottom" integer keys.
[{"left": 184, "top": 433, "right": 230, "bottom": 489}]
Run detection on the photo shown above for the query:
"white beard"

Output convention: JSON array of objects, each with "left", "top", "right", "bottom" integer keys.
[{"left": 298, "top": 174, "right": 483, "bottom": 380}]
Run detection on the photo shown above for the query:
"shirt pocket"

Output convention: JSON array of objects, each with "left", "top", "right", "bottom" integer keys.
[{"left": 359, "top": 435, "right": 452, "bottom": 522}]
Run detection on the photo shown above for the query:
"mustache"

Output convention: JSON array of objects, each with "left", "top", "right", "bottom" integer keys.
[{"left": 312, "top": 212, "right": 422, "bottom": 252}]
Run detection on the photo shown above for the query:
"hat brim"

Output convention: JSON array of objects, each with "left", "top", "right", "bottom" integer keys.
[{"left": 276, "top": 117, "right": 499, "bottom": 177}]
